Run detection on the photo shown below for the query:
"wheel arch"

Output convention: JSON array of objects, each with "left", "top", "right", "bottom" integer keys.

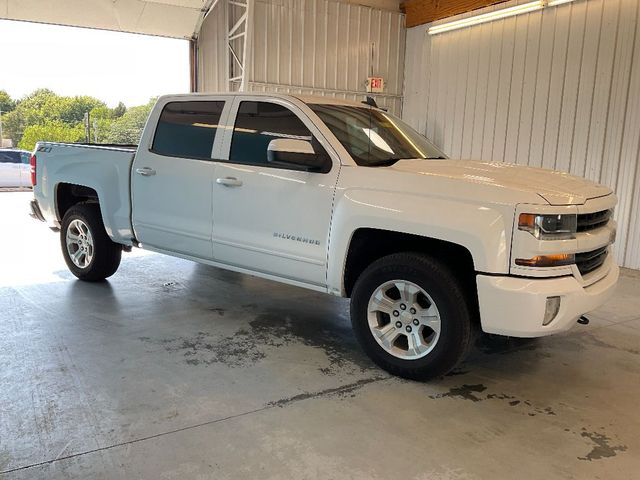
[
  {"left": 342, "top": 228, "right": 477, "bottom": 299},
  {"left": 55, "top": 182, "right": 100, "bottom": 222},
  {"left": 54, "top": 180, "right": 132, "bottom": 246}
]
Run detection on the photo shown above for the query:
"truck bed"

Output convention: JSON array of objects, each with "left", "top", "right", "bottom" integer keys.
[{"left": 33, "top": 141, "right": 137, "bottom": 245}]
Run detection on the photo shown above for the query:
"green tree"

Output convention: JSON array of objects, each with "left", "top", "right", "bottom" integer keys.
[
  {"left": 106, "top": 99, "right": 155, "bottom": 144},
  {"left": 2, "top": 90, "right": 155, "bottom": 147},
  {"left": 0, "top": 90, "right": 16, "bottom": 113},
  {"left": 18, "top": 121, "right": 84, "bottom": 151},
  {"left": 2, "top": 90, "right": 106, "bottom": 145},
  {"left": 1, "top": 110, "right": 26, "bottom": 146},
  {"left": 2, "top": 89, "right": 59, "bottom": 144},
  {"left": 89, "top": 106, "right": 115, "bottom": 143},
  {"left": 53, "top": 95, "right": 106, "bottom": 125},
  {"left": 112, "top": 102, "right": 127, "bottom": 118}
]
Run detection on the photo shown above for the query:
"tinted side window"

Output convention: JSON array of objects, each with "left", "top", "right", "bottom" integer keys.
[
  {"left": 21, "top": 152, "right": 31, "bottom": 164},
  {"left": 152, "top": 101, "right": 225, "bottom": 160},
  {"left": 229, "top": 102, "right": 313, "bottom": 166},
  {"left": 0, "top": 152, "right": 21, "bottom": 163}
]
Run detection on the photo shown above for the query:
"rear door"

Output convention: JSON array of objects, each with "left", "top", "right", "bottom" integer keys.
[
  {"left": 212, "top": 97, "right": 340, "bottom": 287},
  {"left": 0, "top": 153, "right": 22, "bottom": 188},
  {"left": 131, "top": 98, "right": 230, "bottom": 259}
]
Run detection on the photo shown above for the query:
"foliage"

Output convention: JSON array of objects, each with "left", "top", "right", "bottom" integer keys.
[
  {"left": 112, "top": 102, "right": 127, "bottom": 118},
  {"left": 105, "top": 99, "right": 155, "bottom": 144},
  {"left": 0, "top": 90, "right": 15, "bottom": 113},
  {"left": 18, "top": 121, "right": 85, "bottom": 151},
  {"left": 2, "top": 90, "right": 108, "bottom": 145},
  {"left": 0, "top": 90, "right": 155, "bottom": 149},
  {"left": 89, "top": 106, "right": 118, "bottom": 143}
]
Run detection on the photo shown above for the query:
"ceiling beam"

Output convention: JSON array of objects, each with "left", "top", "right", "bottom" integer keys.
[{"left": 401, "top": 0, "right": 509, "bottom": 28}]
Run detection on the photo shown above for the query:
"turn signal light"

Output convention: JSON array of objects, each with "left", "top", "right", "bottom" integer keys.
[
  {"left": 518, "top": 213, "right": 577, "bottom": 240},
  {"left": 515, "top": 254, "right": 575, "bottom": 267},
  {"left": 30, "top": 154, "right": 37, "bottom": 186},
  {"left": 518, "top": 213, "right": 537, "bottom": 230}
]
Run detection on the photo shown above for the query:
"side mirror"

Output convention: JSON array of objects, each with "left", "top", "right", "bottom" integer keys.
[{"left": 267, "top": 138, "right": 329, "bottom": 172}]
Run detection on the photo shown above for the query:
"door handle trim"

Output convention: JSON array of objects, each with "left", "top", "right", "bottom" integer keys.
[
  {"left": 216, "top": 177, "right": 243, "bottom": 187},
  {"left": 136, "top": 167, "right": 156, "bottom": 176}
]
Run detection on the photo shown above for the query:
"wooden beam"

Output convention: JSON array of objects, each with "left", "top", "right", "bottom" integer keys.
[{"left": 401, "top": 0, "right": 510, "bottom": 28}]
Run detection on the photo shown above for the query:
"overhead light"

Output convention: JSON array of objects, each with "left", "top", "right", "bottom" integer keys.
[{"left": 427, "top": 0, "right": 576, "bottom": 35}]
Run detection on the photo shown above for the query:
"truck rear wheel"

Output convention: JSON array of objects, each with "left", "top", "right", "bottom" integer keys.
[
  {"left": 60, "top": 203, "right": 122, "bottom": 281},
  {"left": 350, "top": 252, "right": 473, "bottom": 380}
]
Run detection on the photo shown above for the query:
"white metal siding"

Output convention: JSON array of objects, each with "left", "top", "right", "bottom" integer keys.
[
  {"left": 197, "top": 1, "right": 228, "bottom": 93},
  {"left": 403, "top": 0, "right": 640, "bottom": 269},
  {"left": 197, "top": 0, "right": 406, "bottom": 114}
]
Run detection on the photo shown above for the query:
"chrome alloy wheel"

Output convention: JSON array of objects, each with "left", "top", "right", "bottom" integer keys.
[
  {"left": 367, "top": 280, "right": 441, "bottom": 360},
  {"left": 66, "top": 219, "right": 94, "bottom": 268}
]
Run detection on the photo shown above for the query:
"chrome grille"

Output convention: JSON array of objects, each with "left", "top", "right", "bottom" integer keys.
[
  {"left": 576, "top": 247, "right": 608, "bottom": 276},
  {"left": 577, "top": 209, "right": 612, "bottom": 232}
]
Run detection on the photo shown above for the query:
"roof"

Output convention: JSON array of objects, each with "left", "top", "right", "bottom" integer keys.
[
  {"left": 0, "top": 0, "right": 212, "bottom": 39},
  {"left": 157, "top": 91, "right": 374, "bottom": 107},
  {"left": 0, "top": 148, "right": 30, "bottom": 154},
  {"left": 1, "top": 0, "right": 401, "bottom": 40}
]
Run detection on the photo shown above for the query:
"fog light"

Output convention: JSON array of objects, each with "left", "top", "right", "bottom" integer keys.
[{"left": 543, "top": 296, "right": 561, "bottom": 326}]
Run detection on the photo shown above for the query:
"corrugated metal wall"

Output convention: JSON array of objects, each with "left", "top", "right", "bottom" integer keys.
[
  {"left": 197, "top": 0, "right": 406, "bottom": 114},
  {"left": 196, "top": 1, "right": 228, "bottom": 93},
  {"left": 403, "top": 0, "right": 640, "bottom": 269}
]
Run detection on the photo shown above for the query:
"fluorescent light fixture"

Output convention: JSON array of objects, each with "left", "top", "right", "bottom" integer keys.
[{"left": 427, "top": 0, "right": 576, "bottom": 35}]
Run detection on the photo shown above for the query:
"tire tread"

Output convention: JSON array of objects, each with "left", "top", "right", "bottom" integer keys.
[
  {"left": 60, "top": 202, "right": 121, "bottom": 281},
  {"left": 350, "top": 252, "right": 474, "bottom": 380}
]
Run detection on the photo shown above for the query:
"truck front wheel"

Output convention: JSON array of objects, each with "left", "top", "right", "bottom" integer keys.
[
  {"left": 350, "top": 252, "right": 474, "bottom": 380},
  {"left": 60, "top": 203, "right": 122, "bottom": 281}
]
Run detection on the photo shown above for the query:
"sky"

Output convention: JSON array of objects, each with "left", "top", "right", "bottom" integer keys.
[{"left": 0, "top": 19, "right": 190, "bottom": 107}]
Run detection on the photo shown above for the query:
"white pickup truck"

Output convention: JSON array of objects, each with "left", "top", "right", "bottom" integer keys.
[{"left": 30, "top": 93, "right": 619, "bottom": 380}]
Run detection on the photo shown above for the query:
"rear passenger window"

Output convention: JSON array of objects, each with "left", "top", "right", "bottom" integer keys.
[
  {"left": 0, "top": 152, "right": 20, "bottom": 163},
  {"left": 229, "top": 101, "right": 313, "bottom": 167},
  {"left": 152, "top": 101, "right": 225, "bottom": 160}
]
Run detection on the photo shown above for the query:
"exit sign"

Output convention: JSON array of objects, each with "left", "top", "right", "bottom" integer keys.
[{"left": 367, "top": 76, "right": 384, "bottom": 93}]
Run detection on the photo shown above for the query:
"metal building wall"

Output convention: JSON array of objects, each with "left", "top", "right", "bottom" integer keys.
[
  {"left": 197, "top": 0, "right": 406, "bottom": 114},
  {"left": 403, "top": 0, "right": 640, "bottom": 269},
  {"left": 196, "top": 1, "right": 228, "bottom": 93}
]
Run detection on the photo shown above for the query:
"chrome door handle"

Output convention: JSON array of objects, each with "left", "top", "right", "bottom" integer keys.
[
  {"left": 216, "top": 177, "right": 243, "bottom": 187},
  {"left": 136, "top": 167, "right": 156, "bottom": 176}
]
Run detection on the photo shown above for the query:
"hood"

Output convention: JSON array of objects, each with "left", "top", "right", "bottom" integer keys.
[{"left": 389, "top": 159, "right": 612, "bottom": 205}]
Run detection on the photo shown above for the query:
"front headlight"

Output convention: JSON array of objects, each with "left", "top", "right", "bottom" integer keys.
[{"left": 518, "top": 213, "right": 577, "bottom": 240}]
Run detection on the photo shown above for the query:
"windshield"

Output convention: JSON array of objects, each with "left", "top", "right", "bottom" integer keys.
[{"left": 309, "top": 104, "right": 446, "bottom": 166}]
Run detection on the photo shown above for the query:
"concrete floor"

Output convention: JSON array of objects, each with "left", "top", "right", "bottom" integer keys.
[{"left": 1, "top": 191, "right": 639, "bottom": 479}]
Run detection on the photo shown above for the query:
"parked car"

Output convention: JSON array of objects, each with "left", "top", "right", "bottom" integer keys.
[
  {"left": 0, "top": 149, "right": 32, "bottom": 188},
  {"left": 29, "top": 93, "right": 619, "bottom": 380}
]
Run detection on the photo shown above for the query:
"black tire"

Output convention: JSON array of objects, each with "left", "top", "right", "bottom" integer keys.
[
  {"left": 350, "top": 252, "right": 474, "bottom": 381},
  {"left": 60, "top": 202, "right": 122, "bottom": 281}
]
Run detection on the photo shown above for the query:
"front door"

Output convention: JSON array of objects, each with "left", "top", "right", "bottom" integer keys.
[
  {"left": 212, "top": 98, "right": 340, "bottom": 287},
  {"left": 132, "top": 99, "right": 228, "bottom": 259},
  {"left": 19, "top": 151, "right": 32, "bottom": 187}
]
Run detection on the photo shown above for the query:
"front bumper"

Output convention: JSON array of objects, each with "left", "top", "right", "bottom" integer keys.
[{"left": 476, "top": 262, "right": 619, "bottom": 337}]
